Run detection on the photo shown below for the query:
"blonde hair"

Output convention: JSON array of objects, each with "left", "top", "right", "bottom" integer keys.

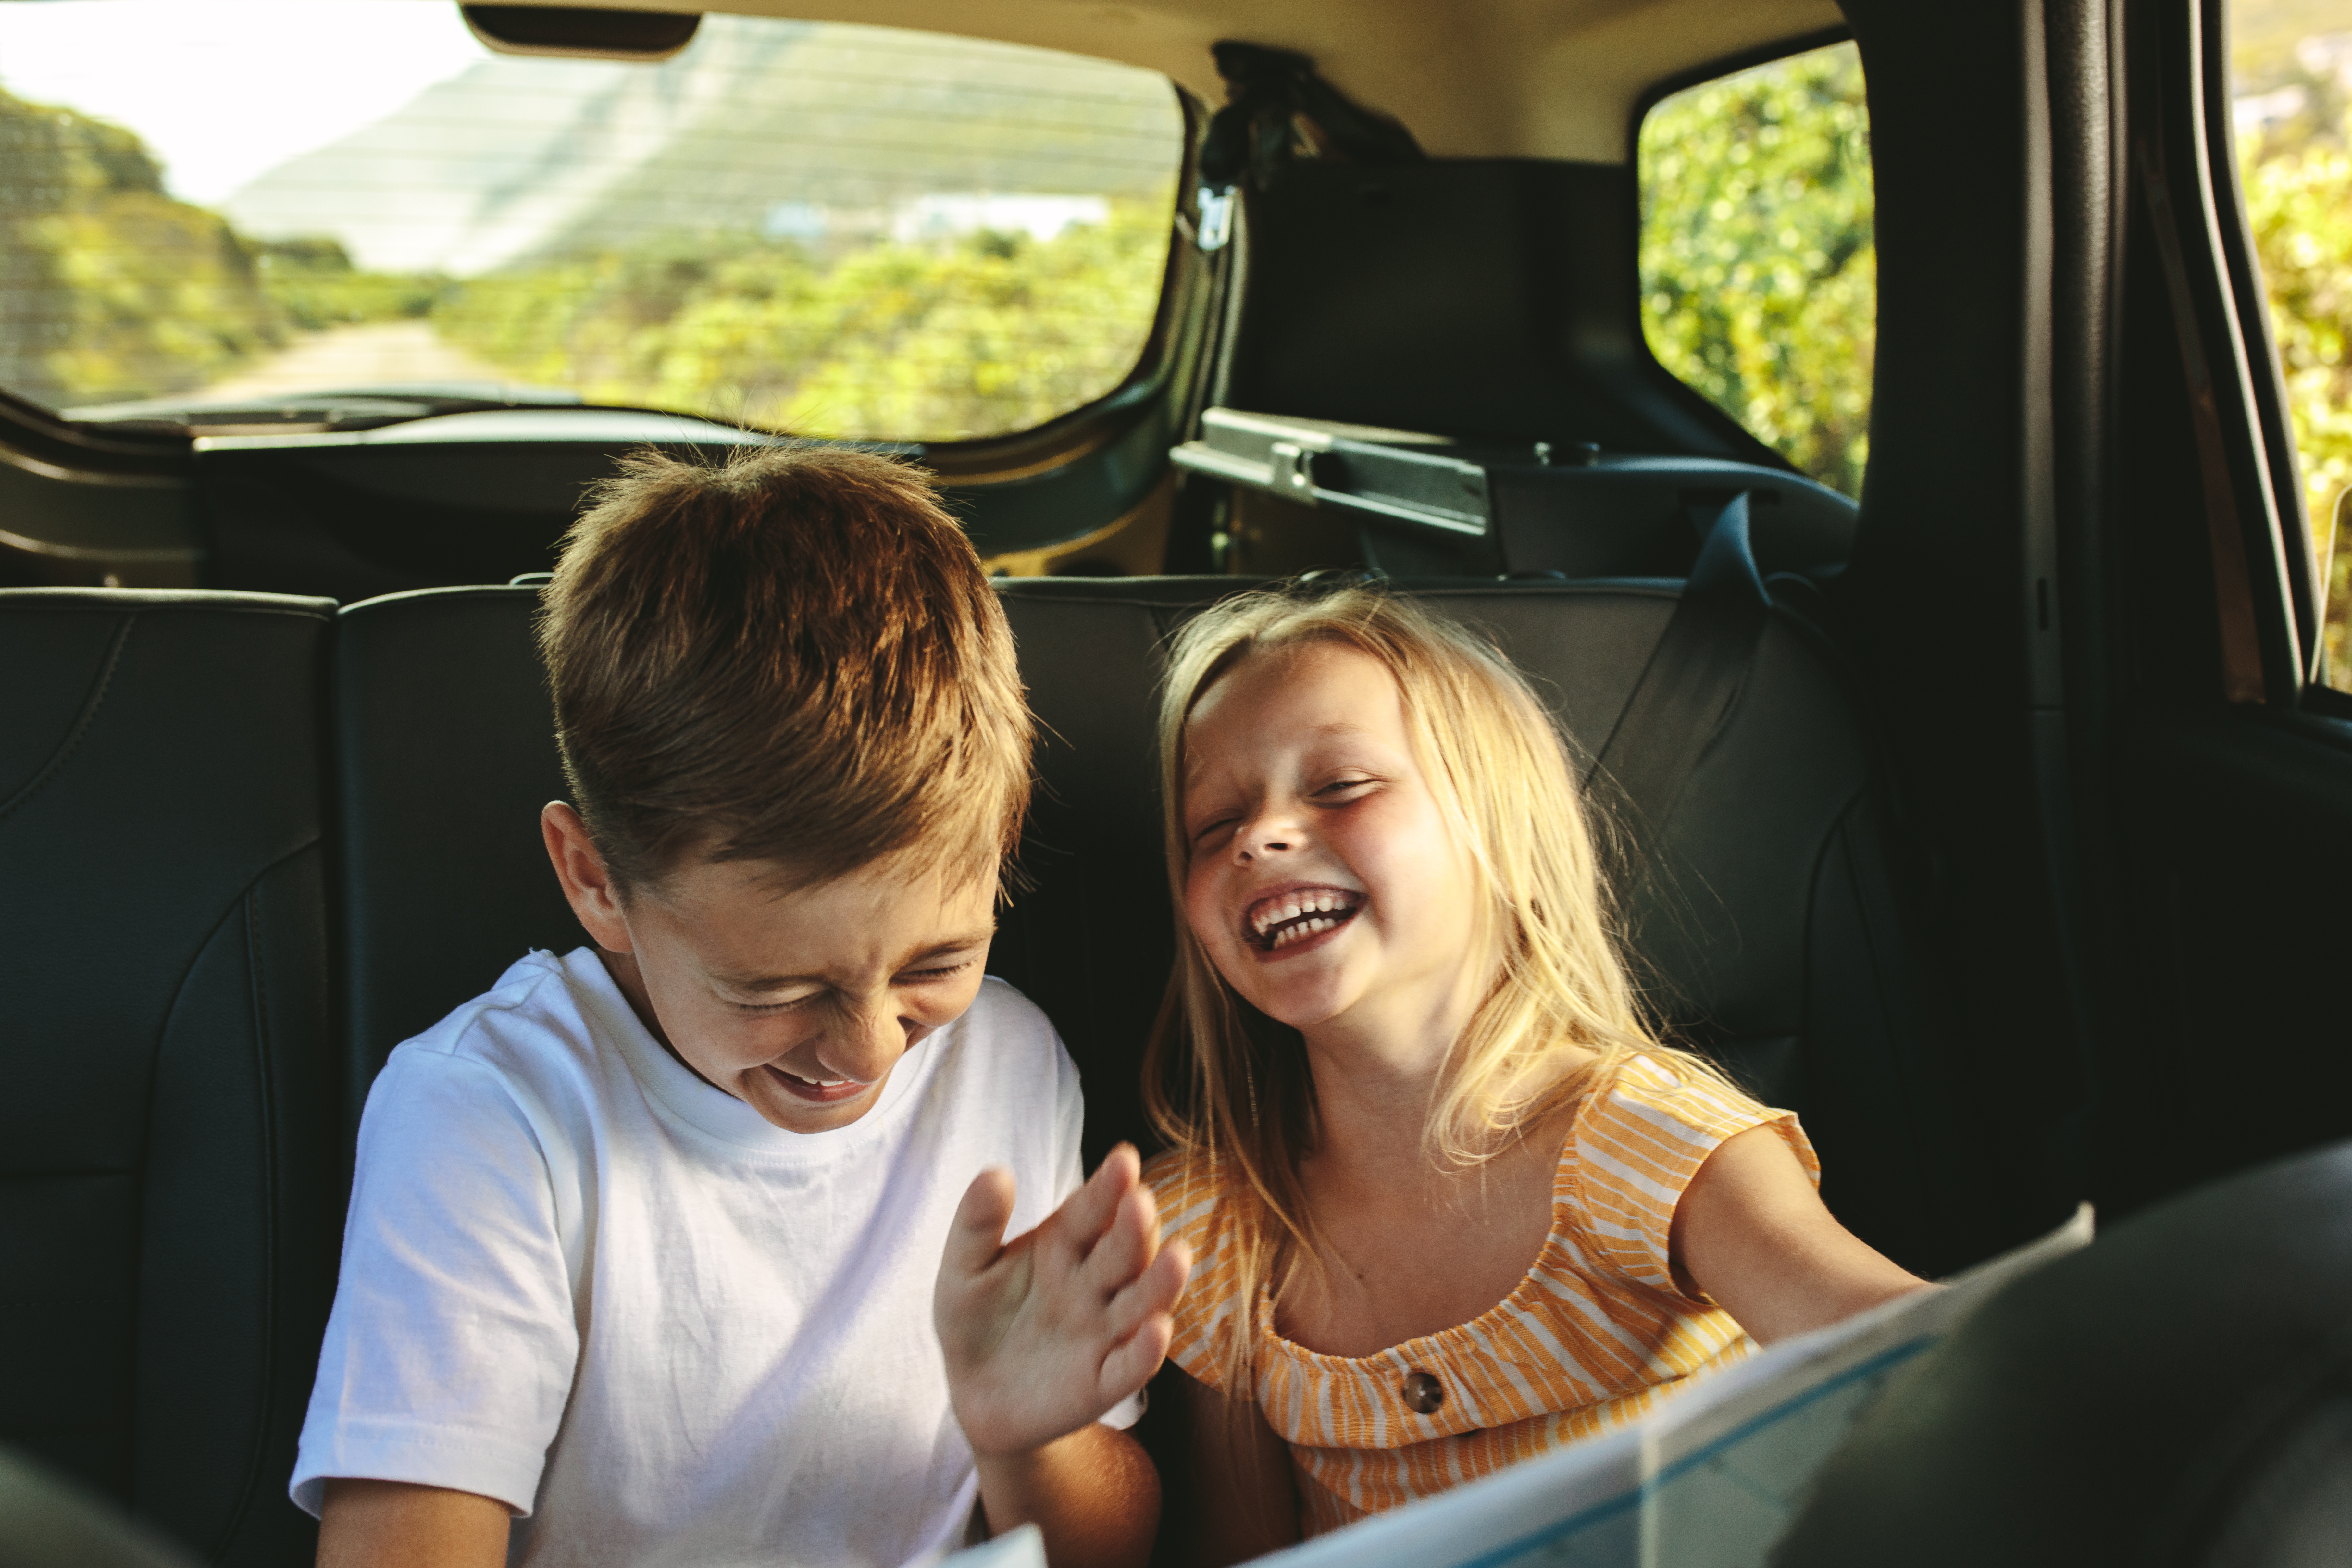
[{"left": 1141, "top": 583, "right": 1755, "bottom": 1396}]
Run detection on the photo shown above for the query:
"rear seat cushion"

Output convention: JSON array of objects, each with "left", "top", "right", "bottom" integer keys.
[{"left": 0, "top": 589, "right": 339, "bottom": 1568}]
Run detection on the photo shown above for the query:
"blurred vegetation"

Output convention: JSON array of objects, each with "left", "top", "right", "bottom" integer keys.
[
  {"left": 1639, "top": 42, "right": 1874, "bottom": 497},
  {"left": 255, "top": 237, "right": 442, "bottom": 331},
  {"left": 2234, "top": 18, "right": 2352, "bottom": 688},
  {"left": 0, "top": 84, "right": 1169, "bottom": 435},
  {"left": 0, "top": 86, "right": 291, "bottom": 405},
  {"left": 427, "top": 198, "right": 1171, "bottom": 440}
]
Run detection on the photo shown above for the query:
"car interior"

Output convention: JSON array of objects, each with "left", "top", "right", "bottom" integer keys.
[{"left": 6, "top": 0, "right": 2352, "bottom": 1562}]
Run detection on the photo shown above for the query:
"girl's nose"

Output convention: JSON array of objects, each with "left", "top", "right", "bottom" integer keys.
[{"left": 1234, "top": 804, "right": 1301, "bottom": 861}]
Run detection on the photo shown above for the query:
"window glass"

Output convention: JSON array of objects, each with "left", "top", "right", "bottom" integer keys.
[
  {"left": 1637, "top": 41, "right": 1874, "bottom": 497},
  {"left": 2231, "top": 0, "right": 2352, "bottom": 689},
  {"left": 0, "top": 2, "right": 1182, "bottom": 440}
]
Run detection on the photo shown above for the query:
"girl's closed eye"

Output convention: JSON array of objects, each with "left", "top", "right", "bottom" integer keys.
[{"left": 1191, "top": 812, "right": 1238, "bottom": 846}]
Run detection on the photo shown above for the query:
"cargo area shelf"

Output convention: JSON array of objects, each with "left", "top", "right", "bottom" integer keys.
[{"left": 1172, "top": 408, "right": 1858, "bottom": 579}]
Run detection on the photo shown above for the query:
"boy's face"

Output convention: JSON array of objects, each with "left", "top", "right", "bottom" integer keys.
[{"left": 544, "top": 806, "right": 997, "bottom": 1134}]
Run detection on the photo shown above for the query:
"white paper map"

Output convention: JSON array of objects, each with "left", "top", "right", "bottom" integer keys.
[{"left": 933, "top": 1206, "right": 2091, "bottom": 1568}]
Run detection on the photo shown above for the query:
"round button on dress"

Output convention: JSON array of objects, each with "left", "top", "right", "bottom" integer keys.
[{"left": 1400, "top": 1369, "right": 1444, "bottom": 1414}]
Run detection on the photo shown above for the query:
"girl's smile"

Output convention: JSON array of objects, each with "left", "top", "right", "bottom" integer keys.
[{"left": 1244, "top": 883, "right": 1365, "bottom": 953}]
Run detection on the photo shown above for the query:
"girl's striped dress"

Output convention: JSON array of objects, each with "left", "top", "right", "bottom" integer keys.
[{"left": 1145, "top": 1055, "right": 1819, "bottom": 1534}]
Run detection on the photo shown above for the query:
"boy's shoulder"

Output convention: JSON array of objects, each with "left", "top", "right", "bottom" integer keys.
[
  {"left": 385, "top": 947, "right": 606, "bottom": 1082},
  {"left": 952, "top": 974, "right": 1065, "bottom": 1059},
  {"left": 913, "top": 974, "right": 1079, "bottom": 1127}
]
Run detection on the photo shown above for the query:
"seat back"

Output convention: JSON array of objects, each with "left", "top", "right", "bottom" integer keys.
[
  {"left": 1778, "top": 1138, "right": 2352, "bottom": 1567},
  {"left": 332, "top": 587, "right": 579, "bottom": 1129},
  {"left": 0, "top": 590, "right": 340, "bottom": 1568}
]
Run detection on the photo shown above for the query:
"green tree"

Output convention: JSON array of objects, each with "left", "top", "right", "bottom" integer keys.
[
  {"left": 2240, "top": 115, "right": 2352, "bottom": 683},
  {"left": 1639, "top": 43, "right": 1875, "bottom": 496},
  {"left": 429, "top": 196, "right": 1172, "bottom": 440},
  {"left": 0, "top": 88, "right": 291, "bottom": 405}
]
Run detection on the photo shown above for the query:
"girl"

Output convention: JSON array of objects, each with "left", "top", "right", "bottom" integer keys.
[{"left": 1141, "top": 583, "right": 1925, "bottom": 1560}]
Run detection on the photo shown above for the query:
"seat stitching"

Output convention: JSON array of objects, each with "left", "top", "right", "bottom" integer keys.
[
  {"left": 124, "top": 838, "right": 317, "bottom": 1530},
  {"left": 199, "top": 887, "right": 281, "bottom": 1562},
  {"left": 0, "top": 612, "right": 133, "bottom": 822}
]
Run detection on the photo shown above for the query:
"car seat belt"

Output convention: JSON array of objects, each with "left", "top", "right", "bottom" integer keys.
[{"left": 1586, "top": 492, "right": 1771, "bottom": 840}]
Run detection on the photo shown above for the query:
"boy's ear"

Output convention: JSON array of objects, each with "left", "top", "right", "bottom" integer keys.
[{"left": 542, "top": 801, "right": 635, "bottom": 953}]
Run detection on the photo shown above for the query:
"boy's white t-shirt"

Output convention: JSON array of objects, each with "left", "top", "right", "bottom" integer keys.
[{"left": 292, "top": 948, "right": 1126, "bottom": 1568}]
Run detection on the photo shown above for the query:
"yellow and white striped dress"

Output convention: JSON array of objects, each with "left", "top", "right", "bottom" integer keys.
[{"left": 1146, "top": 1056, "right": 1819, "bottom": 1534}]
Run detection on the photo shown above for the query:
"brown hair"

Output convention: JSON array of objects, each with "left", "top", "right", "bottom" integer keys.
[{"left": 538, "top": 443, "right": 1031, "bottom": 896}]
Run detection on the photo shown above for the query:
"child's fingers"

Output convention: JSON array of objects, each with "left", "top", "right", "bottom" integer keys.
[
  {"left": 1043, "top": 1143, "right": 1142, "bottom": 1264},
  {"left": 1077, "top": 1183, "right": 1157, "bottom": 1296},
  {"left": 1102, "top": 1235, "right": 1190, "bottom": 1341},
  {"left": 939, "top": 1166, "right": 1018, "bottom": 1283},
  {"left": 1096, "top": 1312, "right": 1176, "bottom": 1403}
]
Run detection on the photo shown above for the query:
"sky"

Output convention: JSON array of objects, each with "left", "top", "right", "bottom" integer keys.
[{"left": 0, "top": 0, "right": 488, "bottom": 204}]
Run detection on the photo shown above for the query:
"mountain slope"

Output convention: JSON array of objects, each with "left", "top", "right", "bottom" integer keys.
[{"left": 224, "top": 18, "right": 1180, "bottom": 277}]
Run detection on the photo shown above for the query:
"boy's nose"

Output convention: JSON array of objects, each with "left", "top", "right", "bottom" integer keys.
[{"left": 821, "top": 996, "right": 908, "bottom": 1082}]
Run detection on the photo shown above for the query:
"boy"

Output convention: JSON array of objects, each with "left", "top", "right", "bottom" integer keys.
[{"left": 292, "top": 447, "right": 1189, "bottom": 1568}]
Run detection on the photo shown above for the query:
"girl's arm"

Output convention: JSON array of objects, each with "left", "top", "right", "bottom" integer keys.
[
  {"left": 1670, "top": 1125, "right": 1932, "bottom": 1343},
  {"left": 1171, "top": 1367, "right": 1300, "bottom": 1567}
]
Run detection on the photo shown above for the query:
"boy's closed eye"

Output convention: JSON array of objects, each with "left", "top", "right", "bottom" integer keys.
[{"left": 724, "top": 955, "right": 982, "bottom": 1014}]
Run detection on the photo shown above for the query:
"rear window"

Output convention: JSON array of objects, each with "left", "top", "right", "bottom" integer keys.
[
  {"left": 1637, "top": 40, "right": 1874, "bottom": 497},
  {"left": 0, "top": 2, "right": 1183, "bottom": 441}
]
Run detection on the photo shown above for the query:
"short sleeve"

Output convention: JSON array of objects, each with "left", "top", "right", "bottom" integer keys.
[
  {"left": 1565, "top": 1055, "right": 1819, "bottom": 1302},
  {"left": 290, "top": 1049, "right": 580, "bottom": 1517},
  {"left": 1145, "top": 1146, "right": 1243, "bottom": 1394}
]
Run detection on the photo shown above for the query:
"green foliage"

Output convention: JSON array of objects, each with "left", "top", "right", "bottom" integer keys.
[
  {"left": 2242, "top": 108, "right": 2352, "bottom": 685},
  {"left": 0, "top": 86, "right": 292, "bottom": 405},
  {"left": 429, "top": 198, "right": 1173, "bottom": 440},
  {"left": 1639, "top": 43, "right": 1875, "bottom": 496},
  {"left": 255, "top": 238, "right": 445, "bottom": 331}
]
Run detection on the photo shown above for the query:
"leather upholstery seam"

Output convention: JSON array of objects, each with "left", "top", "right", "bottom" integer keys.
[
  {"left": 127, "top": 838, "right": 316, "bottom": 1537},
  {"left": 0, "top": 612, "right": 132, "bottom": 822},
  {"left": 201, "top": 888, "right": 282, "bottom": 1562}
]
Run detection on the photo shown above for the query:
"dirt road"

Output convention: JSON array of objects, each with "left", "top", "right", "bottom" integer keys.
[{"left": 190, "top": 320, "right": 523, "bottom": 402}]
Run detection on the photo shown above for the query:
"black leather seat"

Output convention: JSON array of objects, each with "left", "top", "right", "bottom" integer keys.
[
  {"left": 0, "top": 590, "right": 341, "bottom": 1568},
  {"left": 1776, "top": 1138, "right": 2352, "bottom": 1568},
  {"left": 332, "top": 586, "right": 579, "bottom": 1137}
]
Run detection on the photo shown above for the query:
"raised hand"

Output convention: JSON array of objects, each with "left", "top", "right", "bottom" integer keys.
[{"left": 934, "top": 1144, "right": 1192, "bottom": 1458}]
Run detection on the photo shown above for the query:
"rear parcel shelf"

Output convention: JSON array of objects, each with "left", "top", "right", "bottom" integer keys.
[{"left": 1173, "top": 407, "right": 1859, "bottom": 579}]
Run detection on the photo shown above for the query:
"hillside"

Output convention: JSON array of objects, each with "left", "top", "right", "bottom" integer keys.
[
  {"left": 223, "top": 17, "right": 1181, "bottom": 278},
  {"left": 0, "top": 86, "right": 290, "bottom": 405}
]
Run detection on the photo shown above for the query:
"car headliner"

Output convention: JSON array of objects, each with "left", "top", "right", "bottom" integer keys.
[{"left": 479, "top": 0, "right": 1845, "bottom": 163}]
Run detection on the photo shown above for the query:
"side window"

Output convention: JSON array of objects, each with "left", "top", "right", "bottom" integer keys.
[
  {"left": 2230, "top": 0, "right": 2352, "bottom": 689},
  {"left": 0, "top": 6, "right": 1182, "bottom": 442},
  {"left": 1636, "top": 41, "right": 1874, "bottom": 498}
]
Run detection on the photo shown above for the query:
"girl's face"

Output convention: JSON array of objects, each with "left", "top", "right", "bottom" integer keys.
[{"left": 1180, "top": 642, "right": 1488, "bottom": 1054}]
